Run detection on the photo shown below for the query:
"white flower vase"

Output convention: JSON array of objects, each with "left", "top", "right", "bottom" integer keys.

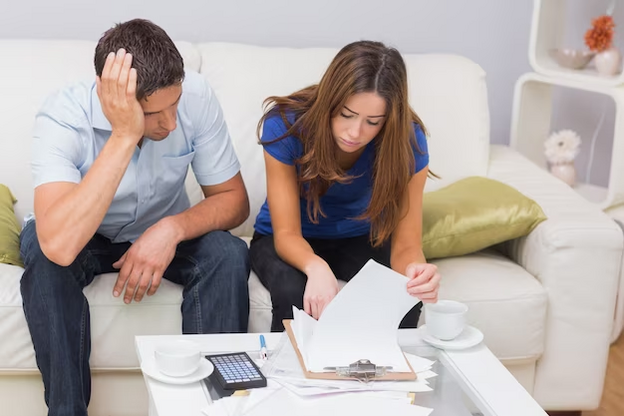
[
  {"left": 595, "top": 47, "right": 622, "bottom": 76},
  {"left": 550, "top": 162, "right": 576, "bottom": 186}
]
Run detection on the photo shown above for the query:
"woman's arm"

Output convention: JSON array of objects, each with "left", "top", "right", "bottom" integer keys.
[
  {"left": 391, "top": 167, "right": 440, "bottom": 303},
  {"left": 264, "top": 150, "right": 339, "bottom": 318}
]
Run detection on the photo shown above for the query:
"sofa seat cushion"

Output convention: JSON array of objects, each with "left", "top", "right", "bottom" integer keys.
[
  {"left": 0, "top": 263, "right": 34, "bottom": 371},
  {"left": 0, "top": 264, "right": 185, "bottom": 371},
  {"left": 432, "top": 249, "right": 547, "bottom": 362}
]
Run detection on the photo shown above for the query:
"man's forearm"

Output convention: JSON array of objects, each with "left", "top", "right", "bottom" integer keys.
[
  {"left": 165, "top": 188, "right": 250, "bottom": 243},
  {"left": 37, "top": 134, "right": 136, "bottom": 265}
]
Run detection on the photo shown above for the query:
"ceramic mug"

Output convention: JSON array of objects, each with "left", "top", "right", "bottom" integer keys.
[
  {"left": 154, "top": 340, "right": 201, "bottom": 377},
  {"left": 425, "top": 300, "right": 468, "bottom": 340}
]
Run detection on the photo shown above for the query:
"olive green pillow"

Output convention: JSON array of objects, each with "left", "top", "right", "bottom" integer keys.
[
  {"left": 422, "top": 177, "right": 546, "bottom": 259},
  {"left": 0, "top": 185, "right": 23, "bottom": 267}
]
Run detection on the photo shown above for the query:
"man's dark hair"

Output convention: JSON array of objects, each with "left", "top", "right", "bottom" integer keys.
[{"left": 94, "top": 19, "right": 184, "bottom": 100}]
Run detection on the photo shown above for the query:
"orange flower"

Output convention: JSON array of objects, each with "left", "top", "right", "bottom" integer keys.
[{"left": 585, "top": 15, "right": 616, "bottom": 52}]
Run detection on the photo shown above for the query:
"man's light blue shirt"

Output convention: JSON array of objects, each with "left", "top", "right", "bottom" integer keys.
[{"left": 31, "top": 71, "right": 240, "bottom": 243}]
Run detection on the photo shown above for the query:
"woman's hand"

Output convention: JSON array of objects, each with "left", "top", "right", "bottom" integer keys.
[
  {"left": 405, "top": 262, "right": 440, "bottom": 303},
  {"left": 303, "top": 261, "right": 340, "bottom": 320}
]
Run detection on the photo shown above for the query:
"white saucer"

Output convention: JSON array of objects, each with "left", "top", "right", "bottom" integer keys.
[
  {"left": 141, "top": 358, "right": 214, "bottom": 385},
  {"left": 420, "top": 325, "right": 484, "bottom": 350}
]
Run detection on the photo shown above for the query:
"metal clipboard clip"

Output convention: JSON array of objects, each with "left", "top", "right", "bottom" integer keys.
[{"left": 324, "top": 359, "right": 393, "bottom": 383}]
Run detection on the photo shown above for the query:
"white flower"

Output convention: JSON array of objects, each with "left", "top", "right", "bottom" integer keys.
[{"left": 544, "top": 129, "right": 582, "bottom": 164}]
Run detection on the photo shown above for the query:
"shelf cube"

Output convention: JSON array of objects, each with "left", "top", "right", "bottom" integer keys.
[{"left": 510, "top": 72, "right": 624, "bottom": 209}]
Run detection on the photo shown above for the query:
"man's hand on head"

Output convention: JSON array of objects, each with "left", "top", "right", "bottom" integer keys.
[
  {"left": 112, "top": 218, "right": 182, "bottom": 303},
  {"left": 96, "top": 48, "right": 145, "bottom": 143}
]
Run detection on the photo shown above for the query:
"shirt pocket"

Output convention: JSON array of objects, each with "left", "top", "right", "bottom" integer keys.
[{"left": 158, "top": 151, "right": 196, "bottom": 194}]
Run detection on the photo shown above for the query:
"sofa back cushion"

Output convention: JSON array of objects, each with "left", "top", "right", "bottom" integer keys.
[
  {"left": 196, "top": 42, "right": 491, "bottom": 237},
  {"left": 0, "top": 40, "right": 201, "bottom": 224}
]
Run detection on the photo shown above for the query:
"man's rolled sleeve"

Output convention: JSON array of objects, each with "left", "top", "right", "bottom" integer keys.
[{"left": 190, "top": 79, "right": 240, "bottom": 186}]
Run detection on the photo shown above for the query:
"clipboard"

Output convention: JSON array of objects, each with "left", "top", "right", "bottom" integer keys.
[{"left": 283, "top": 319, "right": 417, "bottom": 381}]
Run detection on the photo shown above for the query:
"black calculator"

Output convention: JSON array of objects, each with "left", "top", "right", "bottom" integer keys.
[{"left": 205, "top": 352, "right": 267, "bottom": 391}]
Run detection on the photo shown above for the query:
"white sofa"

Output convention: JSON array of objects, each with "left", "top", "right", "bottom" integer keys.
[{"left": 0, "top": 39, "right": 622, "bottom": 415}]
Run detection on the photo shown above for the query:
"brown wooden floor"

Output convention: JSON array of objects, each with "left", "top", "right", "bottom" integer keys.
[{"left": 581, "top": 332, "right": 624, "bottom": 416}]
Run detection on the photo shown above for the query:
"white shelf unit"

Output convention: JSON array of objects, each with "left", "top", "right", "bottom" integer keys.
[
  {"left": 510, "top": 72, "right": 624, "bottom": 209},
  {"left": 529, "top": 0, "right": 624, "bottom": 86},
  {"left": 525, "top": 0, "right": 624, "bottom": 347}
]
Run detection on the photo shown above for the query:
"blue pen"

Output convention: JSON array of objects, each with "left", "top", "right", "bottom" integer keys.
[{"left": 259, "top": 334, "right": 268, "bottom": 360}]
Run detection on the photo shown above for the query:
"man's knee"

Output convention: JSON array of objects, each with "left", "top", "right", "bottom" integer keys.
[
  {"left": 20, "top": 221, "right": 50, "bottom": 268},
  {"left": 219, "top": 232, "right": 249, "bottom": 268},
  {"left": 19, "top": 221, "right": 93, "bottom": 291},
  {"left": 196, "top": 231, "right": 249, "bottom": 275}
]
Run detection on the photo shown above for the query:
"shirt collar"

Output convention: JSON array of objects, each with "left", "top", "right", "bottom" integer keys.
[{"left": 90, "top": 83, "right": 112, "bottom": 131}]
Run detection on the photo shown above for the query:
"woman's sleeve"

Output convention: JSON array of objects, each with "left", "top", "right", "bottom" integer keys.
[
  {"left": 412, "top": 123, "right": 430, "bottom": 174},
  {"left": 260, "top": 116, "right": 301, "bottom": 165}
]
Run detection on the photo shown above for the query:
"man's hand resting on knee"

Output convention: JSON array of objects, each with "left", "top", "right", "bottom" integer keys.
[{"left": 113, "top": 218, "right": 181, "bottom": 303}]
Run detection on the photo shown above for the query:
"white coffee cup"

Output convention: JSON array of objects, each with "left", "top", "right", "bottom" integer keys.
[
  {"left": 154, "top": 340, "right": 201, "bottom": 377},
  {"left": 425, "top": 300, "right": 468, "bottom": 340}
]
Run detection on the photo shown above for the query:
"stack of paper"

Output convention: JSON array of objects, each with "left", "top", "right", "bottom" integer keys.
[
  {"left": 204, "top": 389, "right": 434, "bottom": 416},
  {"left": 204, "top": 390, "right": 434, "bottom": 416}
]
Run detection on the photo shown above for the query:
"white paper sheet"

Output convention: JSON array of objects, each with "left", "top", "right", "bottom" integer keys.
[
  {"left": 292, "top": 260, "right": 419, "bottom": 372},
  {"left": 274, "top": 376, "right": 434, "bottom": 395},
  {"left": 205, "top": 387, "right": 435, "bottom": 416},
  {"left": 253, "top": 390, "right": 434, "bottom": 416},
  {"left": 291, "top": 306, "right": 317, "bottom": 370},
  {"left": 202, "top": 380, "right": 282, "bottom": 416},
  {"left": 404, "top": 353, "right": 436, "bottom": 374}
]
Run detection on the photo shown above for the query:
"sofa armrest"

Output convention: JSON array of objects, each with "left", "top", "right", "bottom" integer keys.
[{"left": 487, "top": 145, "right": 623, "bottom": 410}]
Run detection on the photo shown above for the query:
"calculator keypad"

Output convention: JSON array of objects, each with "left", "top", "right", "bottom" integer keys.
[
  {"left": 212, "top": 354, "right": 263, "bottom": 383},
  {"left": 206, "top": 352, "right": 267, "bottom": 390}
]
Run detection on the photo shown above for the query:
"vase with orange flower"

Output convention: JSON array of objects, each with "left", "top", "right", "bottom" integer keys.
[{"left": 585, "top": 14, "right": 622, "bottom": 76}]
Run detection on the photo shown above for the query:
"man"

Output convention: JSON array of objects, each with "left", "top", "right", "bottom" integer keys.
[{"left": 20, "top": 19, "right": 250, "bottom": 416}]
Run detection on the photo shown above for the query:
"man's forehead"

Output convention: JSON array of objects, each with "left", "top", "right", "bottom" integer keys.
[{"left": 140, "top": 84, "right": 182, "bottom": 112}]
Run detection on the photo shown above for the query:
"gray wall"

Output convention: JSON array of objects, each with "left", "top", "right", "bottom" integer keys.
[{"left": 0, "top": 0, "right": 618, "bottom": 186}]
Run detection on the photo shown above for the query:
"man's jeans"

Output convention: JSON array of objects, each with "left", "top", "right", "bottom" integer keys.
[{"left": 19, "top": 221, "right": 250, "bottom": 416}]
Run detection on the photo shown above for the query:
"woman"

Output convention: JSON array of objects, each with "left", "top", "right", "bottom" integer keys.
[{"left": 250, "top": 40, "right": 440, "bottom": 331}]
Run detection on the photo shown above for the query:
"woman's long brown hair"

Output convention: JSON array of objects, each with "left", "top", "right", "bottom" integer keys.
[{"left": 257, "top": 40, "right": 427, "bottom": 246}]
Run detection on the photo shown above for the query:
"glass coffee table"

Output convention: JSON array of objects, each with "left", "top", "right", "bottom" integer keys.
[{"left": 136, "top": 329, "right": 548, "bottom": 416}]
